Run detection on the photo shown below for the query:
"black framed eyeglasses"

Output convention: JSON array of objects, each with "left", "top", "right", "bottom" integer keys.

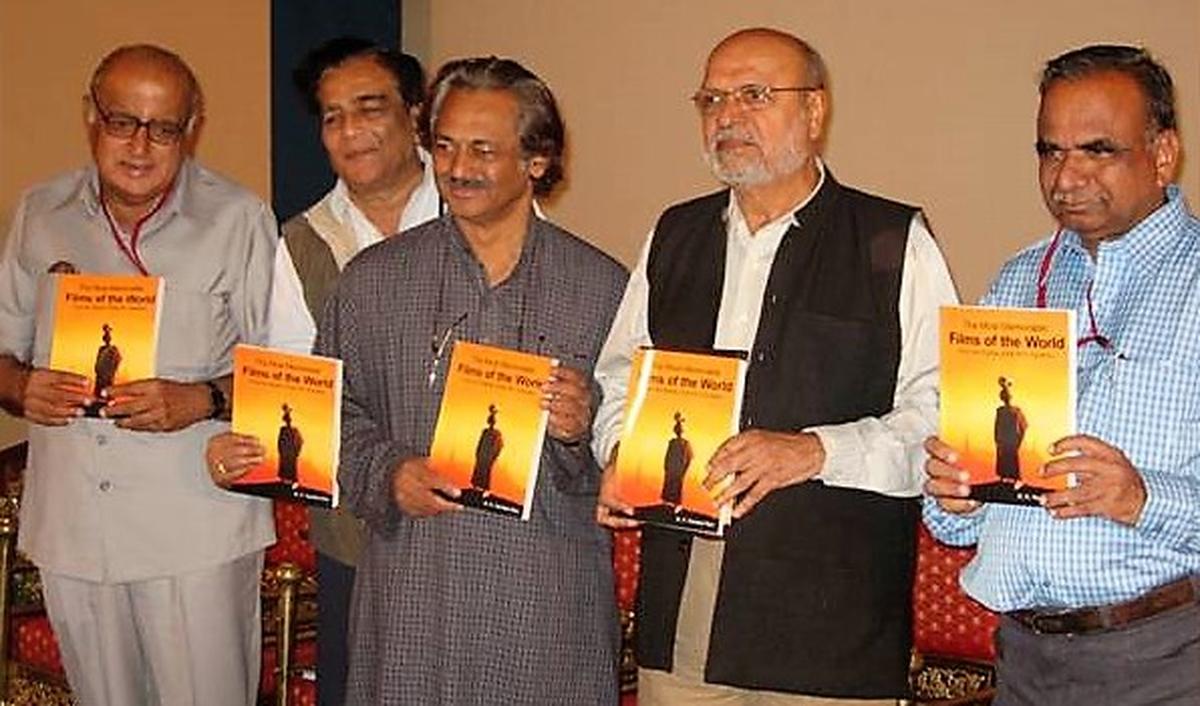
[
  {"left": 690, "top": 84, "right": 821, "bottom": 115},
  {"left": 89, "top": 89, "right": 190, "bottom": 145}
]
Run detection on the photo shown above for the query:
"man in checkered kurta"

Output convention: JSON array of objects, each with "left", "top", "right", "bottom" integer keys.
[
  {"left": 925, "top": 45, "right": 1200, "bottom": 705},
  {"left": 316, "top": 57, "right": 627, "bottom": 704}
]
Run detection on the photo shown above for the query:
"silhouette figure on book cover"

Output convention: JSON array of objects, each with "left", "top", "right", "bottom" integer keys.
[
  {"left": 86, "top": 323, "right": 122, "bottom": 416},
  {"left": 993, "top": 377, "right": 1027, "bottom": 482},
  {"left": 661, "top": 411, "right": 694, "bottom": 508},
  {"left": 471, "top": 404, "right": 504, "bottom": 493},
  {"left": 277, "top": 403, "right": 304, "bottom": 485}
]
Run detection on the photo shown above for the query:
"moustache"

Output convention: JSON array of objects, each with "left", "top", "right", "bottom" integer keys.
[
  {"left": 708, "top": 127, "right": 758, "bottom": 151},
  {"left": 1051, "top": 192, "right": 1090, "bottom": 208},
  {"left": 446, "top": 176, "right": 490, "bottom": 190}
]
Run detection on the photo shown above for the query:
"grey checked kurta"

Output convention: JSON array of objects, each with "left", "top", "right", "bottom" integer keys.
[{"left": 317, "top": 214, "right": 628, "bottom": 705}]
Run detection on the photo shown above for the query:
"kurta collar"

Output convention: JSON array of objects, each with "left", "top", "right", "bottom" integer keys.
[
  {"left": 725, "top": 157, "right": 828, "bottom": 236},
  {"left": 76, "top": 159, "right": 193, "bottom": 231},
  {"left": 444, "top": 207, "right": 545, "bottom": 290}
]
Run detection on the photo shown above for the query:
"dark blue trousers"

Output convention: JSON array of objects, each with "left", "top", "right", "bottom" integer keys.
[{"left": 317, "top": 552, "right": 355, "bottom": 706}]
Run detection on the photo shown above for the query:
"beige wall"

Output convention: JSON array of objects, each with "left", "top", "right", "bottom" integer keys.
[
  {"left": 0, "top": 1, "right": 271, "bottom": 444},
  {"left": 421, "top": 0, "right": 1199, "bottom": 302},
  {"left": 0, "top": 2, "right": 1196, "bottom": 443},
  {"left": 0, "top": 1, "right": 271, "bottom": 219}
]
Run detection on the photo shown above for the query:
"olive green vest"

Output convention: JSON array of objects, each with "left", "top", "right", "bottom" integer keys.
[{"left": 281, "top": 201, "right": 364, "bottom": 566}]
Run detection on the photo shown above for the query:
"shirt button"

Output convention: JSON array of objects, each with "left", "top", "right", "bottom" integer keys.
[
  {"left": 99, "top": 481, "right": 111, "bottom": 492},
  {"left": 96, "top": 435, "right": 107, "bottom": 446}
]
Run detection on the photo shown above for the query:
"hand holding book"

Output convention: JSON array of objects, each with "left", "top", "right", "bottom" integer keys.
[
  {"left": 391, "top": 456, "right": 463, "bottom": 518},
  {"left": 609, "top": 348, "right": 747, "bottom": 536},
  {"left": 15, "top": 366, "right": 90, "bottom": 426},
  {"left": 541, "top": 364, "right": 592, "bottom": 444},
  {"left": 227, "top": 345, "right": 343, "bottom": 507},
  {"left": 206, "top": 432, "right": 266, "bottom": 488},
  {"left": 596, "top": 458, "right": 640, "bottom": 530},
  {"left": 922, "top": 436, "right": 982, "bottom": 515},
  {"left": 937, "top": 306, "right": 1077, "bottom": 505},
  {"left": 427, "top": 342, "right": 554, "bottom": 520},
  {"left": 102, "top": 378, "right": 215, "bottom": 432},
  {"left": 705, "top": 429, "right": 825, "bottom": 519},
  {"left": 1039, "top": 434, "right": 1147, "bottom": 526},
  {"left": 48, "top": 274, "right": 165, "bottom": 419},
  {"left": 926, "top": 432, "right": 1148, "bottom": 525}
]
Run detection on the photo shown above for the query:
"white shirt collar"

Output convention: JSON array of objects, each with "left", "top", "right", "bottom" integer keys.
[
  {"left": 725, "top": 158, "right": 827, "bottom": 237},
  {"left": 725, "top": 158, "right": 827, "bottom": 256},
  {"left": 326, "top": 146, "right": 439, "bottom": 248}
]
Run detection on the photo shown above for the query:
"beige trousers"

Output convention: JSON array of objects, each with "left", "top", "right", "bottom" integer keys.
[
  {"left": 41, "top": 551, "right": 264, "bottom": 706},
  {"left": 638, "top": 538, "right": 899, "bottom": 706}
]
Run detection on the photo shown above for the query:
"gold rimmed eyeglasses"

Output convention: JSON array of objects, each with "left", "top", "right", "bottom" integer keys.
[{"left": 690, "top": 84, "right": 822, "bottom": 115}]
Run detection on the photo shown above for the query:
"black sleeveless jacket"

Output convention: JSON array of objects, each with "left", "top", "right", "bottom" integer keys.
[{"left": 637, "top": 173, "right": 920, "bottom": 697}]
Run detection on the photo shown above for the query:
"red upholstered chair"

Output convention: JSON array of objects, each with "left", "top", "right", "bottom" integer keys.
[
  {"left": 0, "top": 441, "right": 72, "bottom": 704},
  {"left": 0, "top": 440, "right": 319, "bottom": 706},
  {"left": 260, "top": 499, "right": 319, "bottom": 705},
  {"left": 10, "top": 613, "right": 61, "bottom": 678},
  {"left": 5, "top": 622, "right": 70, "bottom": 705},
  {"left": 612, "top": 529, "right": 640, "bottom": 694},
  {"left": 265, "top": 501, "right": 318, "bottom": 573},
  {"left": 260, "top": 633, "right": 317, "bottom": 706},
  {"left": 608, "top": 523, "right": 997, "bottom": 706},
  {"left": 612, "top": 528, "right": 641, "bottom": 705},
  {"left": 907, "top": 522, "right": 998, "bottom": 705}
]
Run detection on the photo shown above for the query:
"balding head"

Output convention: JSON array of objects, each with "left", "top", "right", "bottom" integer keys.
[
  {"left": 707, "top": 28, "right": 827, "bottom": 92},
  {"left": 696, "top": 28, "right": 828, "bottom": 205},
  {"left": 90, "top": 44, "right": 203, "bottom": 121}
]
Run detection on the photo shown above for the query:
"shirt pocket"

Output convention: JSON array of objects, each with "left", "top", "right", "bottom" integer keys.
[
  {"left": 29, "top": 273, "right": 58, "bottom": 366},
  {"left": 156, "top": 283, "right": 221, "bottom": 380},
  {"left": 1103, "top": 357, "right": 1200, "bottom": 472}
]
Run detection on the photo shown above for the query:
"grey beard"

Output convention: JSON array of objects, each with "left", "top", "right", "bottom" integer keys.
[{"left": 703, "top": 145, "right": 808, "bottom": 187}]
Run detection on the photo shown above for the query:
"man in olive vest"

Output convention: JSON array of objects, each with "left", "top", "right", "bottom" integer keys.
[
  {"left": 203, "top": 37, "right": 437, "bottom": 706},
  {"left": 595, "top": 27, "right": 958, "bottom": 704}
]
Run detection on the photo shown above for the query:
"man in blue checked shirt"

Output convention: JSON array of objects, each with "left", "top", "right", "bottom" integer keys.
[{"left": 925, "top": 44, "right": 1199, "bottom": 706}]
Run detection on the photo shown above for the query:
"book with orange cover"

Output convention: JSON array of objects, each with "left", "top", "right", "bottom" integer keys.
[
  {"left": 229, "top": 345, "right": 343, "bottom": 508},
  {"left": 428, "top": 341, "right": 555, "bottom": 520},
  {"left": 939, "top": 305, "right": 1077, "bottom": 505},
  {"left": 48, "top": 274, "right": 164, "bottom": 417},
  {"left": 613, "top": 348, "right": 747, "bottom": 536}
]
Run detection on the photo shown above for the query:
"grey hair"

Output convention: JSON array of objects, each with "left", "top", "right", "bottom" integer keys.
[{"left": 424, "top": 56, "right": 565, "bottom": 197}]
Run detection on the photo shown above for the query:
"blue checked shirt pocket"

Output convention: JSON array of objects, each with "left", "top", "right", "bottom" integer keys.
[{"left": 1098, "top": 357, "right": 1200, "bottom": 474}]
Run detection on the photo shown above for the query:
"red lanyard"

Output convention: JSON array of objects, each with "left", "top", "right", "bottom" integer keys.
[
  {"left": 100, "top": 186, "right": 172, "bottom": 276},
  {"left": 1035, "top": 228, "right": 1111, "bottom": 349}
]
